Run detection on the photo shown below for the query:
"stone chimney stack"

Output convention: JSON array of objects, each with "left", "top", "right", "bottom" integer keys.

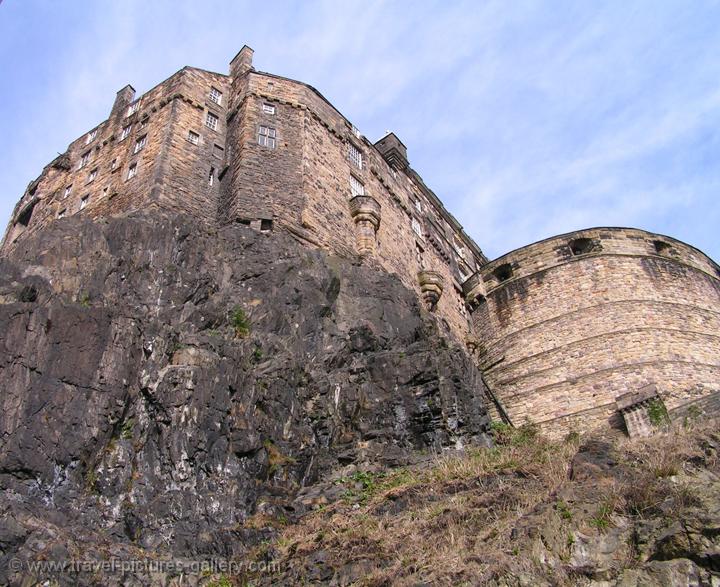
[
  {"left": 230, "top": 45, "right": 254, "bottom": 78},
  {"left": 374, "top": 132, "right": 409, "bottom": 170},
  {"left": 111, "top": 84, "right": 136, "bottom": 118}
]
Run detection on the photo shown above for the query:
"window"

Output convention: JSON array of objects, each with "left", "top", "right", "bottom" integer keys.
[
  {"left": 209, "top": 87, "right": 222, "bottom": 105},
  {"left": 102, "top": 186, "right": 109, "bottom": 197},
  {"left": 493, "top": 263, "right": 513, "bottom": 282},
  {"left": 85, "top": 129, "right": 97, "bottom": 144},
  {"left": 127, "top": 102, "right": 139, "bottom": 117},
  {"left": 87, "top": 168, "right": 98, "bottom": 183},
  {"left": 120, "top": 125, "right": 132, "bottom": 141},
  {"left": 569, "top": 238, "right": 595, "bottom": 256},
  {"left": 187, "top": 130, "right": 200, "bottom": 145},
  {"left": 208, "top": 166, "right": 215, "bottom": 186},
  {"left": 64, "top": 185, "right": 72, "bottom": 198},
  {"left": 78, "top": 151, "right": 91, "bottom": 169},
  {"left": 127, "top": 163, "right": 137, "bottom": 180},
  {"left": 262, "top": 103, "right": 275, "bottom": 115},
  {"left": 133, "top": 135, "right": 147, "bottom": 154},
  {"left": 205, "top": 112, "right": 219, "bottom": 131},
  {"left": 260, "top": 219, "right": 273, "bottom": 231},
  {"left": 348, "top": 143, "right": 363, "bottom": 170},
  {"left": 257, "top": 125, "right": 276, "bottom": 148},
  {"left": 213, "top": 144, "right": 224, "bottom": 158},
  {"left": 139, "top": 117, "right": 148, "bottom": 129},
  {"left": 80, "top": 195, "right": 89, "bottom": 210},
  {"left": 412, "top": 218, "right": 423, "bottom": 238},
  {"left": 350, "top": 175, "right": 364, "bottom": 197},
  {"left": 351, "top": 125, "right": 361, "bottom": 139},
  {"left": 58, "top": 208, "right": 66, "bottom": 219},
  {"left": 413, "top": 198, "right": 422, "bottom": 213},
  {"left": 110, "top": 158, "right": 117, "bottom": 170}
]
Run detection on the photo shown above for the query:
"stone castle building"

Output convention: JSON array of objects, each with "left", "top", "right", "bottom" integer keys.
[{"left": 3, "top": 46, "right": 719, "bottom": 436}]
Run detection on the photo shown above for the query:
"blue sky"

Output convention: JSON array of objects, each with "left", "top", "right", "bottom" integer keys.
[{"left": 2, "top": 0, "right": 720, "bottom": 260}]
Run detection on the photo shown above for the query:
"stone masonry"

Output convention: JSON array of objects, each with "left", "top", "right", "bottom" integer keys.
[{"left": 3, "top": 45, "right": 720, "bottom": 436}]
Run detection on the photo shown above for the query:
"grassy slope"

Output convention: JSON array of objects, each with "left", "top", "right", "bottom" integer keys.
[{"left": 235, "top": 417, "right": 719, "bottom": 586}]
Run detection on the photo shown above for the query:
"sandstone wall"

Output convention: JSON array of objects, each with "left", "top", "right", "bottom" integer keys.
[{"left": 471, "top": 228, "right": 720, "bottom": 433}]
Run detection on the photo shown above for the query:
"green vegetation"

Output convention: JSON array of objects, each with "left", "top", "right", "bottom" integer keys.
[
  {"left": 231, "top": 306, "right": 251, "bottom": 338},
  {"left": 556, "top": 500, "right": 573, "bottom": 521},
  {"left": 647, "top": 399, "right": 670, "bottom": 427},
  {"left": 121, "top": 418, "right": 134, "bottom": 440},
  {"left": 78, "top": 292, "right": 91, "bottom": 307}
]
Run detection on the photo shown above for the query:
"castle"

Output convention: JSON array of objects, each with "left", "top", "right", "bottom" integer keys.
[{"left": 4, "top": 46, "right": 720, "bottom": 437}]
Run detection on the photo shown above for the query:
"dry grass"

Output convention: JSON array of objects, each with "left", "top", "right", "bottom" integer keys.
[{"left": 244, "top": 417, "right": 719, "bottom": 586}]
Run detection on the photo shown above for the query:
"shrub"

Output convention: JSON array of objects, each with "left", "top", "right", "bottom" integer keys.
[
  {"left": 231, "top": 306, "right": 250, "bottom": 338},
  {"left": 647, "top": 399, "right": 669, "bottom": 427}
]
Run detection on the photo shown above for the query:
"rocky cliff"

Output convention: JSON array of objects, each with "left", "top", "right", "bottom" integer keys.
[{"left": 0, "top": 212, "right": 490, "bottom": 586}]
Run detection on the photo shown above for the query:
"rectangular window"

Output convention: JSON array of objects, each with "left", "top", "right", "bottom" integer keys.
[
  {"left": 209, "top": 87, "right": 222, "bottom": 105},
  {"left": 348, "top": 143, "right": 363, "bottom": 170},
  {"left": 133, "top": 135, "right": 147, "bottom": 154},
  {"left": 78, "top": 151, "right": 91, "bottom": 169},
  {"left": 120, "top": 125, "right": 131, "bottom": 141},
  {"left": 87, "top": 168, "right": 98, "bottom": 183},
  {"left": 110, "top": 158, "right": 117, "bottom": 170},
  {"left": 64, "top": 185, "right": 72, "bottom": 198},
  {"left": 102, "top": 186, "right": 109, "bottom": 197},
  {"left": 257, "top": 125, "right": 276, "bottom": 148},
  {"left": 205, "top": 112, "right": 219, "bottom": 131},
  {"left": 127, "top": 102, "right": 139, "bottom": 117},
  {"left": 412, "top": 218, "right": 423, "bottom": 238},
  {"left": 80, "top": 195, "right": 89, "bottom": 210},
  {"left": 127, "top": 163, "right": 138, "bottom": 180},
  {"left": 351, "top": 125, "right": 361, "bottom": 139},
  {"left": 414, "top": 198, "right": 423, "bottom": 213},
  {"left": 262, "top": 103, "right": 276, "bottom": 115},
  {"left": 350, "top": 175, "right": 364, "bottom": 197},
  {"left": 208, "top": 166, "right": 215, "bottom": 186},
  {"left": 58, "top": 208, "right": 66, "bottom": 219},
  {"left": 213, "top": 144, "right": 224, "bottom": 158},
  {"left": 85, "top": 129, "right": 97, "bottom": 144},
  {"left": 187, "top": 130, "right": 200, "bottom": 145}
]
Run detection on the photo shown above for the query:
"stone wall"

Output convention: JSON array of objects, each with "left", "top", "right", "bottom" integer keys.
[
  {"left": 470, "top": 228, "right": 720, "bottom": 434},
  {"left": 1, "top": 67, "right": 229, "bottom": 254}
]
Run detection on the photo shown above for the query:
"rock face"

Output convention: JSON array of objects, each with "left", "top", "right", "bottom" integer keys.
[{"left": 0, "top": 212, "right": 490, "bottom": 585}]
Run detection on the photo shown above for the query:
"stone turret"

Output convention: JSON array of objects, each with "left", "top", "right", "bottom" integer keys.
[
  {"left": 417, "top": 270, "right": 444, "bottom": 310},
  {"left": 348, "top": 195, "right": 381, "bottom": 255}
]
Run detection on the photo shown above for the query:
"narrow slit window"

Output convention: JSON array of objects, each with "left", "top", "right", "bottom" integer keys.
[{"left": 208, "top": 166, "right": 215, "bottom": 186}]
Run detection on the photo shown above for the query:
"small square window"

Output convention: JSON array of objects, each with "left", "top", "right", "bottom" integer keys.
[
  {"left": 127, "top": 102, "right": 139, "bottom": 117},
  {"left": 187, "top": 130, "right": 200, "bottom": 145},
  {"left": 120, "top": 125, "right": 132, "bottom": 141},
  {"left": 348, "top": 143, "right": 363, "bottom": 170},
  {"left": 257, "top": 125, "right": 276, "bottom": 148},
  {"left": 209, "top": 88, "right": 222, "bottom": 105},
  {"left": 87, "top": 168, "right": 98, "bottom": 183},
  {"left": 85, "top": 129, "right": 97, "bottom": 144},
  {"left": 134, "top": 135, "right": 147, "bottom": 154},
  {"left": 205, "top": 112, "right": 219, "bottom": 131},
  {"left": 80, "top": 195, "right": 89, "bottom": 210},
  {"left": 58, "top": 208, "right": 66, "bottom": 219},
  {"left": 64, "top": 185, "right": 72, "bottom": 198},
  {"left": 262, "top": 103, "right": 276, "bottom": 115},
  {"left": 127, "top": 163, "right": 138, "bottom": 180},
  {"left": 350, "top": 175, "right": 364, "bottom": 197},
  {"left": 78, "top": 151, "right": 91, "bottom": 170}
]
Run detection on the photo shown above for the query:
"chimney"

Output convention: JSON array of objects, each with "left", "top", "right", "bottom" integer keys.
[
  {"left": 111, "top": 84, "right": 136, "bottom": 118},
  {"left": 230, "top": 45, "right": 254, "bottom": 78},
  {"left": 374, "top": 132, "right": 409, "bottom": 170}
]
